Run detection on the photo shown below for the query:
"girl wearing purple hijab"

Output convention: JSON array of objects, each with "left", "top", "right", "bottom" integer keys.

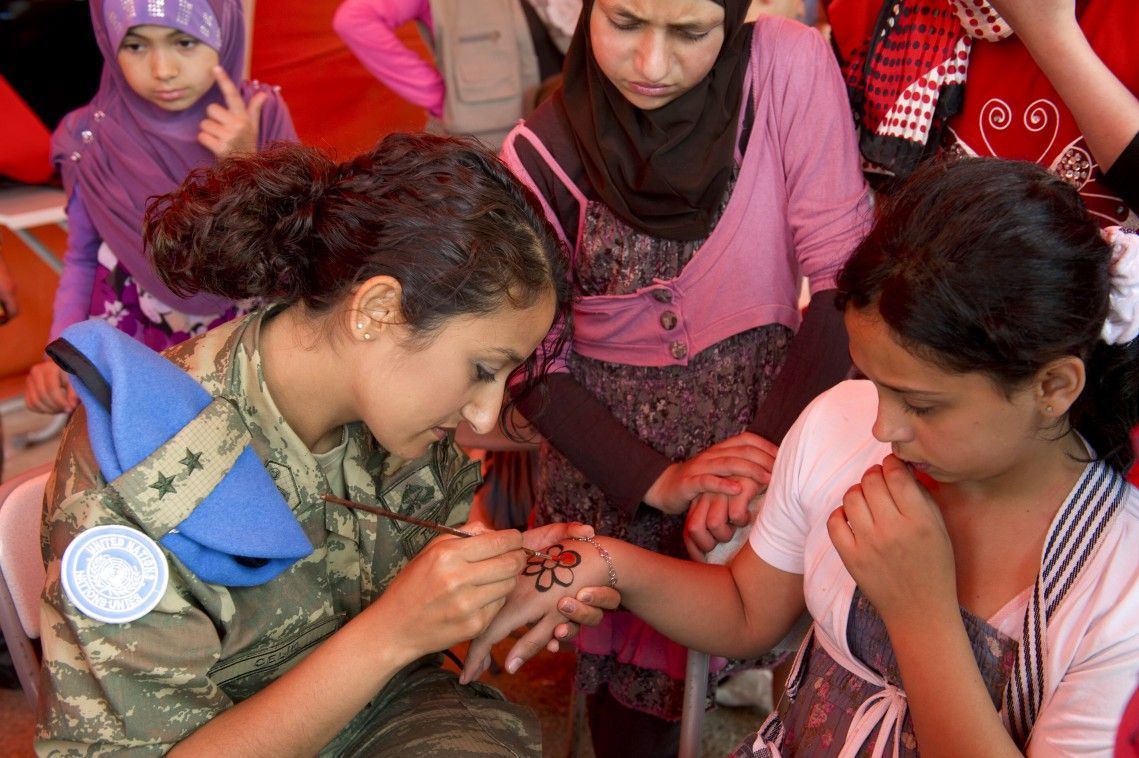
[{"left": 25, "top": 0, "right": 296, "bottom": 415}]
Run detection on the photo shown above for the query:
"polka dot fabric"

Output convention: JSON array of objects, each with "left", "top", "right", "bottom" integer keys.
[
  {"left": 841, "top": 0, "right": 1007, "bottom": 176},
  {"left": 951, "top": 0, "right": 1013, "bottom": 43}
]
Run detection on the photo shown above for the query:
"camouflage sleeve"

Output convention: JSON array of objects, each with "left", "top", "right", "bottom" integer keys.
[
  {"left": 440, "top": 439, "right": 479, "bottom": 530},
  {"left": 36, "top": 410, "right": 232, "bottom": 756}
]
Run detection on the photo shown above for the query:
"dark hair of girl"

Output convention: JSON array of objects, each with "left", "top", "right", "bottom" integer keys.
[
  {"left": 144, "top": 133, "right": 572, "bottom": 420},
  {"left": 837, "top": 156, "right": 1139, "bottom": 472}
]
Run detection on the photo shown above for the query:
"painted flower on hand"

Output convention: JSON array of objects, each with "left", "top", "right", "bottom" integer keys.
[{"left": 522, "top": 543, "right": 581, "bottom": 592}]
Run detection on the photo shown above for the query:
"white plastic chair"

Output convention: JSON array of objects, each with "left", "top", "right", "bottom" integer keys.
[
  {"left": 0, "top": 463, "right": 51, "bottom": 706},
  {"left": 0, "top": 184, "right": 66, "bottom": 275}
]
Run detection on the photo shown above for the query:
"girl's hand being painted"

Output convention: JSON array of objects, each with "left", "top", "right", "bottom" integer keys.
[
  {"left": 827, "top": 455, "right": 957, "bottom": 626},
  {"left": 199, "top": 66, "right": 266, "bottom": 158},
  {"left": 460, "top": 536, "right": 618, "bottom": 684}
]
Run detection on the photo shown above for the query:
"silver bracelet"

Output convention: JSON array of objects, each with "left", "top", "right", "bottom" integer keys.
[{"left": 569, "top": 536, "right": 617, "bottom": 588}]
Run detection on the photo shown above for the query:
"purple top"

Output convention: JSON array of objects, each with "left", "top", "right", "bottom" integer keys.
[
  {"left": 51, "top": 0, "right": 297, "bottom": 317},
  {"left": 49, "top": 189, "right": 100, "bottom": 341}
]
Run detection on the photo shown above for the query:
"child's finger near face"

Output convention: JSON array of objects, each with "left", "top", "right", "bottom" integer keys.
[
  {"left": 857, "top": 465, "right": 894, "bottom": 515},
  {"left": 246, "top": 91, "right": 268, "bottom": 122},
  {"left": 196, "top": 132, "right": 223, "bottom": 157},
  {"left": 211, "top": 65, "right": 245, "bottom": 110},
  {"left": 200, "top": 105, "right": 231, "bottom": 129},
  {"left": 880, "top": 455, "right": 928, "bottom": 514},
  {"left": 198, "top": 118, "right": 225, "bottom": 140},
  {"left": 826, "top": 506, "right": 857, "bottom": 556},
  {"left": 840, "top": 483, "right": 875, "bottom": 535}
]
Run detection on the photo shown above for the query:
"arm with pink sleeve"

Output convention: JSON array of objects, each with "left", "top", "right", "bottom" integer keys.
[
  {"left": 502, "top": 122, "right": 673, "bottom": 517},
  {"left": 332, "top": 0, "right": 444, "bottom": 118},
  {"left": 49, "top": 188, "right": 101, "bottom": 342},
  {"left": 748, "top": 23, "right": 871, "bottom": 444}
]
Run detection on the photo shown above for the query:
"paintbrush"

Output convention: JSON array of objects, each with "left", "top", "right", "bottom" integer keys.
[{"left": 321, "top": 494, "right": 556, "bottom": 560}]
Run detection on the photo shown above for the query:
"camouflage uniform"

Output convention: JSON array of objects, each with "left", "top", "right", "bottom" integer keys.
[{"left": 36, "top": 309, "right": 542, "bottom": 756}]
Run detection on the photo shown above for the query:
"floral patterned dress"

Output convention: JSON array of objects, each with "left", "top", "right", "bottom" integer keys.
[
  {"left": 730, "top": 589, "right": 1019, "bottom": 757},
  {"left": 89, "top": 242, "right": 250, "bottom": 351},
  {"left": 532, "top": 174, "right": 793, "bottom": 720}
]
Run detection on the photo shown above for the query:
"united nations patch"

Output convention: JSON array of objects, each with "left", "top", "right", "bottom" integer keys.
[{"left": 61, "top": 525, "right": 169, "bottom": 624}]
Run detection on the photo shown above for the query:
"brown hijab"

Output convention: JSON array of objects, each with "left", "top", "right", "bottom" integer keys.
[{"left": 554, "top": 0, "right": 752, "bottom": 241}]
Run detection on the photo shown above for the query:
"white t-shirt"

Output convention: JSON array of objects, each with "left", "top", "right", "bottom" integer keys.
[{"left": 748, "top": 380, "right": 1139, "bottom": 756}]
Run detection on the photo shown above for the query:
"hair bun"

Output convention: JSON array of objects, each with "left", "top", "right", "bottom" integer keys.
[{"left": 146, "top": 143, "right": 336, "bottom": 302}]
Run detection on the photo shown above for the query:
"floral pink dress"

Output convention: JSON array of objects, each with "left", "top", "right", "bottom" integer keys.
[
  {"left": 89, "top": 244, "right": 250, "bottom": 352},
  {"left": 532, "top": 174, "right": 792, "bottom": 720}
]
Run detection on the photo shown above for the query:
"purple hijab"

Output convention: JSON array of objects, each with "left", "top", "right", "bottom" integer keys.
[{"left": 52, "top": 0, "right": 296, "bottom": 315}]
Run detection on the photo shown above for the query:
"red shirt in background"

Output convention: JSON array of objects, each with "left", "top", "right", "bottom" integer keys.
[
  {"left": 0, "top": 74, "right": 53, "bottom": 184},
  {"left": 827, "top": 0, "right": 1138, "bottom": 226}
]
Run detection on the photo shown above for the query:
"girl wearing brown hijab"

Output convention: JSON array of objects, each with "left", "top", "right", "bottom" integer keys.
[{"left": 501, "top": 0, "right": 870, "bottom": 753}]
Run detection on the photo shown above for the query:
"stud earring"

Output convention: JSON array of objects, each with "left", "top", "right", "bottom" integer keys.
[
  {"left": 1045, "top": 405, "right": 1053, "bottom": 414},
  {"left": 356, "top": 322, "right": 365, "bottom": 330},
  {"left": 362, "top": 332, "right": 372, "bottom": 341}
]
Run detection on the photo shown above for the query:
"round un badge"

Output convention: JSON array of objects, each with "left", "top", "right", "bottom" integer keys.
[{"left": 61, "top": 524, "right": 169, "bottom": 624}]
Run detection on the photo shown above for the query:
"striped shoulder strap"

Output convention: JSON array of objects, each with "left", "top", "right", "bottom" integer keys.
[{"left": 1001, "top": 459, "right": 1128, "bottom": 746}]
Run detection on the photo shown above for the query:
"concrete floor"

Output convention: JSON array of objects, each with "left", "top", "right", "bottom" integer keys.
[{"left": 0, "top": 401, "right": 770, "bottom": 756}]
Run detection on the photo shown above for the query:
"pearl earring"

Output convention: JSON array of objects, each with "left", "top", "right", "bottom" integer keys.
[
  {"left": 356, "top": 322, "right": 364, "bottom": 330},
  {"left": 1045, "top": 405, "right": 1053, "bottom": 414}
]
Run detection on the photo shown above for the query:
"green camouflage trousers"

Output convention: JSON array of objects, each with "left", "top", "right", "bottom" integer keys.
[{"left": 324, "top": 656, "right": 541, "bottom": 757}]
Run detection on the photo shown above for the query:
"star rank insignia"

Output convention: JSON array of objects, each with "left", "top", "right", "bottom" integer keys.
[
  {"left": 149, "top": 472, "right": 177, "bottom": 499},
  {"left": 180, "top": 448, "right": 204, "bottom": 474}
]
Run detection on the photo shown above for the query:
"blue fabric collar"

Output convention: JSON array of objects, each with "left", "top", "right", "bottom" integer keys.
[{"left": 51, "top": 321, "right": 312, "bottom": 586}]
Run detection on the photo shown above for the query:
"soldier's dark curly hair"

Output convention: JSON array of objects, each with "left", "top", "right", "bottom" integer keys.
[{"left": 144, "top": 133, "right": 572, "bottom": 419}]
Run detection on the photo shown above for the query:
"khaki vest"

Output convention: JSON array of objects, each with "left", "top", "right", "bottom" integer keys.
[{"left": 424, "top": 0, "right": 541, "bottom": 149}]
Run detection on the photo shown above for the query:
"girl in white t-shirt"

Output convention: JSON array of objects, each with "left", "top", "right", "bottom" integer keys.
[{"left": 469, "top": 157, "right": 1139, "bottom": 757}]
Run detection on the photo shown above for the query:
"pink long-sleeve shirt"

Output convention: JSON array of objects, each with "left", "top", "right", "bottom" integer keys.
[
  {"left": 503, "top": 18, "right": 871, "bottom": 371},
  {"left": 332, "top": 0, "right": 444, "bottom": 118}
]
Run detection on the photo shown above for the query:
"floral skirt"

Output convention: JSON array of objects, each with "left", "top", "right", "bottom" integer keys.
[
  {"left": 533, "top": 324, "right": 793, "bottom": 720},
  {"left": 731, "top": 589, "right": 1016, "bottom": 756},
  {"left": 89, "top": 242, "right": 250, "bottom": 352}
]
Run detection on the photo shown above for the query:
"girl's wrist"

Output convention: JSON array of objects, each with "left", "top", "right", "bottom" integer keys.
[
  {"left": 567, "top": 535, "right": 618, "bottom": 588},
  {"left": 644, "top": 464, "right": 684, "bottom": 514},
  {"left": 880, "top": 592, "right": 960, "bottom": 638}
]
